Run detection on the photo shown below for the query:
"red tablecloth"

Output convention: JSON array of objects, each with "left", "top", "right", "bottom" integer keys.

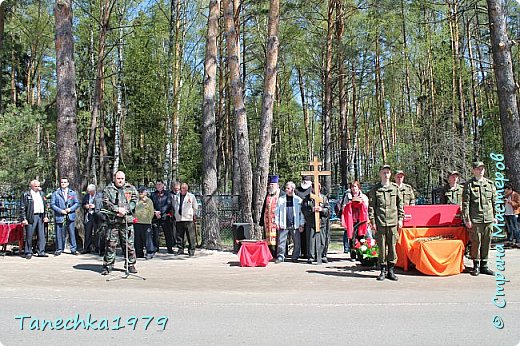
[
  {"left": 237, "top": 241, "right": 273, "bottom": 267},
  {"left": 0, "top": 223, "right": 24, "bottom": 245}
]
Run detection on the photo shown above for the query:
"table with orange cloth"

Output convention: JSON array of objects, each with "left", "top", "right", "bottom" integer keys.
[
  {"left": 0, "top": 223, "right": 24, "bottom": 251},
  {"left": 237, "top": 240, "right": 273, "bottom": 267},
  {"left": 396, "top": 226, "right": 468, "bottom": 276}
]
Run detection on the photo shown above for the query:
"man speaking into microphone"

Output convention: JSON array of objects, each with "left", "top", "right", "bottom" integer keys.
[{"left": 101, "top": 171, "right": 138, "bottom": 275}]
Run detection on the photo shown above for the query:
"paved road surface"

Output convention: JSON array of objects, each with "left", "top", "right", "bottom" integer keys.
[{"left": 0, "top": 247, "right": 519, "bottom": 345}]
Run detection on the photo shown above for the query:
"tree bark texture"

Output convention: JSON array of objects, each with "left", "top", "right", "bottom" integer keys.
[
  {"left": 54, "top": 0, "right": 80, "bottom": 189},
  {"left": 223, "top": 0, "right": 253, "bottom": 227},
  {"left": 487, "top": 0, "right": 520, "bottom": 190},
  {"left": 202, "top": 0, "right": 221, "bottom": 249},
  {"left": 252, "top": 0, "right": 279, "bottom": 233},
  {"left": 322, "top": 0, "right": 334, "bottom": 194}
]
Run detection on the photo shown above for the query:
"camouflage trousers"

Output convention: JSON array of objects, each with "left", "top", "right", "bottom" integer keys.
[{"left": 103, "top": 222, "right": 136, "bottom": 267}]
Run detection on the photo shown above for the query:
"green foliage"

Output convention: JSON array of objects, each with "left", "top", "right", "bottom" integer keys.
[{"left": 0, "top": 103, "right": 55, "bottom": 190}]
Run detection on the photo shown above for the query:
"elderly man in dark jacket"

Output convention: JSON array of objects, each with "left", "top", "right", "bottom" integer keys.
[
  {"left": 81, "top": 184, "right": 104, "bottom": 254},
  {"left": 151, "top": 180, "right": 174, "bottom": 253}
]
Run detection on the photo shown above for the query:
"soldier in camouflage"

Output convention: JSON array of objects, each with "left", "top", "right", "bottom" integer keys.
[
  {"left": 440, "top": 171, "right": 464, "bottom": 205},
  {"left": 462, "top": 162, "right": 496, "bottom": 276},
  {"left": 369, "top": 165, "right": 404, "bottom": 281},
  {"left": 394, "top": 170, "right": 416, "bottom": 206},
  {"left": 101, "top": 171, "right": 139, "bottom": 275}
]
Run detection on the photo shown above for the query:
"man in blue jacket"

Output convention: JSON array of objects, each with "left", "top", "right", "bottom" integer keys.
[{"left": 51, "top": 177, "right": 80, "bottom": 256}]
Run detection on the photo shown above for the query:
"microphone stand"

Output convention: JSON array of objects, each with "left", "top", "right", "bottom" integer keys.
[{"left": 107, "top": 214, "right": 146, "bottom": 281}]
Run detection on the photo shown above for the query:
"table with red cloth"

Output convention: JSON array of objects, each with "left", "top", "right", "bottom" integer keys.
[
  {"left": 0, "top": 223, "right": 24, "bottom": 251},
  {"left": 237, "top": 240, "right": 273, "bottom": 267},
  {"left": 396, "top": 226, "right": 468, "bottom": 276}
]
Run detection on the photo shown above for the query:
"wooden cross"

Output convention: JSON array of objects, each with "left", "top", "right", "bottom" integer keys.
[{"left": 301, "top": 156, "right": 331, "bottom": 233}]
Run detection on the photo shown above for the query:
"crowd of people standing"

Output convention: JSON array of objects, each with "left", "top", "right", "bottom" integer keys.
[
  {"left": 18, "top": 171, "right": 199, "bottom": 275},
  {"left": 260, "top": 161, "right": 519, "bottom": 281},
  {"left": 14, "top": 160, "right": 520, "bottom": 278}
]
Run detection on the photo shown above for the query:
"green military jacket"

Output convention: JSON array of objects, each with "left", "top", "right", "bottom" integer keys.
[
  {"left": 462, "top": 177, "right": 496, "bottom": 224},
  {"left": 102, "top": 182, "right": 138, "bottom": 223},
  {"left": 369, "top": 182, "right": 405, "bottom": 228},
  {"left": 440, "top": 184, "right": 463, "bottom": 205},
  {"left": 398, "top": 183, "right": 415, "bottom": 206}
]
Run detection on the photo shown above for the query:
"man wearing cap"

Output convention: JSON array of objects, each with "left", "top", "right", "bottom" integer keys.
[
  {"left": 369, "top": 165, "right": 404, "bottom": 281},
  {"left": 394, "top": 170, "right": 415, "bottom": 206},
  {"left": 259, "top": 175, "right": 282, "bottom": 256},
  {"left": 440, "top": 171, "right": 463, "bottom": 205},
  {"left": 296, "top": 176, "right": 313, "bottom": 258},
  {"left": 463, "top": 161, "right": 496, "bottom": 276}
]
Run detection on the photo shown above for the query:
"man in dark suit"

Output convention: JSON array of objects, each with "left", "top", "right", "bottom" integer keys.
[
  {"left": 51, "top": 177, "right": 81, "bottom": 256},
  {"left": 20, "top": 180, "right": 49, "bottom": 259},
  {"left": 81, "top": 184, "right": 104, "bottom": 254},
  {"left": 151, "top": 180, "right": 174, "bottom": 253}
]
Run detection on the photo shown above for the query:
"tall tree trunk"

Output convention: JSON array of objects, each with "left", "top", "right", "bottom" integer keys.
[
  {"left": 202, "top": 0, "right": 221, "bottom": 249},
  {"left": 487, "top": 0, "right": 520, "bottom": 190},
  {"left": 322, "top": 0, "right": 334, "bottom": 194},
  {"left": 350, "top": 65, "right": 358, "bottom": 180},
  {"left": 54, "top": 0, "right": 79, "bottom": 189},
  {"left": 375, "top": 37, "right": 387, "bottom": 164},
  {"left": 252, "top": 0, "right": 279, "bottom": 234},
  {"left": 0, "top": 2, "right": 4, "bottom": 113},
  {"left": 10, "top": 42, "right": 16, "bottom": 104},
  {"left": 297, "top": 66, "right": 311, "bottom": 160},
  {"left": 224, "top": 0, "right": 253, "bottom": 226},
  {"left": 163, "top": 0, "right": 176, "bottom": 185},
  {"left": 467, "top": 19, "right": 482, "bottom": 161},
  {"left": 113, "top": 3, "right": 125, "bottom": 175},
  {"left": 173, "top": 0, "right": 185, "bottom": 183},
  {"left": 164, "top": 0, "right": 183, "bottom": 185},
  {"left": 85, "top": 0, "right": 114, "bottom": 186},
  {"left": 335, "top": 0, "right": 348, "bottom": 187}
]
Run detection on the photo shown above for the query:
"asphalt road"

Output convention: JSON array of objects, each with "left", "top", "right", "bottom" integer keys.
[{"left": 0, "top": 247, "right": 519, "bottom": 345}]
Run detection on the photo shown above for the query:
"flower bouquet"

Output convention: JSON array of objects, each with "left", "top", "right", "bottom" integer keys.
[{"left": 353, "top": 237, "right": 379, "bottom": 266}]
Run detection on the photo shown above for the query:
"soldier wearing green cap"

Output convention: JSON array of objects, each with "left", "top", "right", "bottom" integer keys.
[
  {"left": 462, "top": 161, "right": 496, "bottom": 276},
  {"left": 369, "top": 165, "right": 404, "bottom": 281},
  {"left": 440, "top": 171, "right": 464, "bottom": 205},
  {"left": 394, "top": 170, "right": 416, "bottom": 206}
]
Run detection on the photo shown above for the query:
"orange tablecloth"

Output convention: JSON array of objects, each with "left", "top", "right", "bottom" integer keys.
[
  {"left": 0, "top": 223, "right": 24, "bottom": 245},
  {"left": 396, "top": 226, "right": 468, "bottom": 274},
  {"left": 237, "top": 241, "right": 273, "bottom": 267},
  {"left": 409, "top": 239, "right": 465, "bottom": 276}
]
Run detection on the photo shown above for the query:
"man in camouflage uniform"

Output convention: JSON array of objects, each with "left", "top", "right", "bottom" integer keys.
[
  {"left": 463, "top": 161, "right": 496, "bottom": 276},
  {"left": 440, "top": 171, "right": 464, "bottom": 205},
  {"left": 101, "top": 171, "right": 139, "bottom": 275},
  {"left": 369, "top": 165, "right": 404, "bottom": 281},
  {"left": 394, "top": 170, "right": 415, "bottom": 206}
]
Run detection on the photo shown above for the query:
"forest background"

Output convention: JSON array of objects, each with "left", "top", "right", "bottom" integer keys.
[{"left": 0, "top": 0, "right": 518, "bottom": 245}]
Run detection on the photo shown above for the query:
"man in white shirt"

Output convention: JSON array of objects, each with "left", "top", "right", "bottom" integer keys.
[
  {"left": 20, "top": 180, "right": 49, "bottom": 259},
  {"left": 173, "top": 183, "right": 198, "bottom": 256}
]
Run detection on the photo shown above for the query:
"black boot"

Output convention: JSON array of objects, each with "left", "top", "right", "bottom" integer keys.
[
  {"left": 376, "top": 264, "right": 387, "bottom": 281},
  {"left": 480, "top": 261, "right": 495, "bottom": 275},
  {"left": 386, "top": 263, "right": 398, "bottom": 281},
  {"left": 470, "top": 260, "right": 480, "bottom": 276}
]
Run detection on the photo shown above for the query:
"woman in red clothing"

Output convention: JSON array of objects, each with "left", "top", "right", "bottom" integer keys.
[{"left": 341, "top": 181, "right": 370, "bottom": 259}]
